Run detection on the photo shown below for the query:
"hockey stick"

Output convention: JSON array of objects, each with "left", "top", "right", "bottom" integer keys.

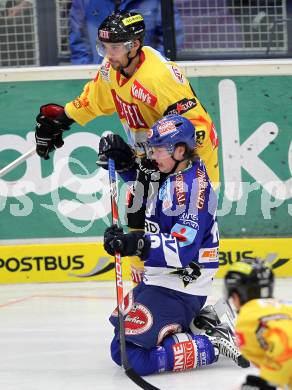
[
  {"left": 0, "top": 146, "right": 36, "bottom": 178},
  {"left": 108, "top": 158, "right": 160, "bottom": 390}
]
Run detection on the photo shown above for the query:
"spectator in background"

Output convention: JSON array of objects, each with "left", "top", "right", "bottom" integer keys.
[
  {"left": 0, "top": 0, "right": 35, "bottom": 67},
  {"left": 176, "top": 0, "right": 244, "bottom": 52},
  {"left": 5, "top": 0, "right": 31, "bottom": 17},
  {"left": 69, "top": 0, "right": 183, "bottom": 64}
]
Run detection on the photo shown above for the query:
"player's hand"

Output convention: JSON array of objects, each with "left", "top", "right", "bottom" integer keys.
[
  {"left": 97, "top": 134, "right": 136, "bottom": 172},
  {"left": 35, "top": 104, "right": 74, "bottom": 159},
  {"left": 241, "top": 375, "right": 277, "bottom": 390},
  {"left": 103, "top": 224, "right": 150, "bottom": 259}
]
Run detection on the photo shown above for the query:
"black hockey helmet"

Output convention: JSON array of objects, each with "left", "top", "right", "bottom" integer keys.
[
  {"left": 224, "top": 259, "right": 274, "bottom": 305},
  {"left": 98, "top": 11, "right": 145, "bottom": 43}
]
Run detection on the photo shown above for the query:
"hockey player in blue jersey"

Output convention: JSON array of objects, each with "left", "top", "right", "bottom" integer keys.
[{"left": 103, "top": 114, "right": 249, "bottom": 375}]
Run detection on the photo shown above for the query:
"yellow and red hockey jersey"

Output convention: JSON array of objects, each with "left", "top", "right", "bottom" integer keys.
[
  {"left": 65, "top": 46, "right": 219, "bottom": 184},
  {"left": 235, "top": 298, "right": 292, "bottom": 389}
]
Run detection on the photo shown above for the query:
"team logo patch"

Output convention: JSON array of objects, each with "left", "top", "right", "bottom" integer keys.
[
  {"left": 99, "top": 30, "right": 109, "bottom": 39},
  {"left": 171, "top": 224, "right": 197, "bottom": 247},
  {"left": 168, "top": 65, "right": 185, "bottom": 84},
  {"left": 164, "top": 98, "right": 197, "bottom": 116},
  {"left": 131, "top": 80, "right": 157, "bottom": 107},
  {"left": 157, "top": 120, "right": 177, "bottom": 136},
  {"left": 124, "top": 303, "right": 153, "bottom": 335},
  {"left": 122, "top": 14, "right": 143, "bottom": 26},
  {"left": 100, "top": 61, "right": 111, "bottom": 82},
  {"left": 173, "top": 341, "right": 196, "bottom": 371},
  {"left": 72, "top": 99, "right": 82, "bottom": 109},
  {"left": 199, "top": 247, "right": 219, "bottom": 263},
  {"left": 157, "top": 324, "right": 182, "bottom": 345}
]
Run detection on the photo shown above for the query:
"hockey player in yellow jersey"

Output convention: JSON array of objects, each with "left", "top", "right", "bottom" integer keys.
[
  {"left": 224, "top": 259, "right": 292, "bottom": 390},
  {"left": 34, "top": 10, "right": 219, "bottom": 285}
]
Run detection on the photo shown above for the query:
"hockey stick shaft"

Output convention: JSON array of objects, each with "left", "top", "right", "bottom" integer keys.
[
  {"left": 107, "top": 158, "right": 160, "bottom": 390},
  {"left": 0, "top": 146, "right": 36, "bottom": 178}
]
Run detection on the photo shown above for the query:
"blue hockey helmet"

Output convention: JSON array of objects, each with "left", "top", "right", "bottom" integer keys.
[{"left": 147, "top": 114, "right": 196, "bottom": 154}]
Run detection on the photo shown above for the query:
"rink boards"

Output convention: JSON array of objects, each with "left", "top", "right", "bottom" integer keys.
[
  {"left": 0, "top": 237, "right": 291, "bottom": 283},
  {"left": 0, "top": 61, "right": 292, "bottom": 284}
]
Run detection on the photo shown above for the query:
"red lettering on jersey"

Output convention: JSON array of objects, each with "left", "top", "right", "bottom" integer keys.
[
  {"left": 111, "top": 90, "right": 148, "bottom": 129},
  {"left": 173, "top": 341, "right": 195, "bottom": 371},
  {"left": 131, "top": 80, "right": 157, "bottom": 107},
  {"left": 210, "top": 122, "right": 219, "bottom": 149}
]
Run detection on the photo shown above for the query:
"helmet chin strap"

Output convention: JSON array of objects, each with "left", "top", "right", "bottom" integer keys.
[
  {"left": 167, "top": 156, "right": 182, "bottom": 175},
  {"left": 120, "top": 45, "right": 141, "bottom": 76}
]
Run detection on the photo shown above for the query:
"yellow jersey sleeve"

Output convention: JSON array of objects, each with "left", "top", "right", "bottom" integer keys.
[{"left": 65, "top": 66, "right": 116, "bottom": 125}]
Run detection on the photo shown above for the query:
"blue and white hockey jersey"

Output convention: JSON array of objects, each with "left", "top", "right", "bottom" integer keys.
[{"left": 142, "top": 159, "right": 219, "bottom": 296}]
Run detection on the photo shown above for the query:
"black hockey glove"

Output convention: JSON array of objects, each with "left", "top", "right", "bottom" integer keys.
[
  {"left": 97, "top": 134, "right": 136, "bottom": 172},
  {"left": 138, "top": 157, "right": 160, "bottom": 182},
  {"left": 104, "top": 224, "right": 150, "bottom": 259},
  {"left": 35, "top": 104, "right": 74, "bottom": 160},
  {"left": 241, "top": 376, "right": 277, "bottom": 390}
]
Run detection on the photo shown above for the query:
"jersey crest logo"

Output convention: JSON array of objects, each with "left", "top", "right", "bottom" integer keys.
[
  {"left": 168, "top": 65, "right": 186, "bottom": 84},
  {"left": 131, "top": 80, "right": 157, "bottom": 107},
  {"left": 124, "top": 303, "right": 153, "bottom": 335}
]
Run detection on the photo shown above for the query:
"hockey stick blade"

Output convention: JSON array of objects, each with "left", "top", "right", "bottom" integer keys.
[
  {"left": 108, "top": 158, "right": 160, "bottom": 390},
  {"left": 125, "top": 368, "right": 160, "bottom": 390}
]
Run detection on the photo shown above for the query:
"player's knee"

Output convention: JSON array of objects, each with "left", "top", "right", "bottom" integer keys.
[{"left": 110, "top": 335, "right": 162, "bottom": 375}]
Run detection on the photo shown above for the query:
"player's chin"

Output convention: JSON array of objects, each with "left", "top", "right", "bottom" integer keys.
[
  {"left": 158, "top": 164, "right": 168, "bottom": 173},
  {"left": 110, "top": 62, "right": 121, "bottom": 71}
]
